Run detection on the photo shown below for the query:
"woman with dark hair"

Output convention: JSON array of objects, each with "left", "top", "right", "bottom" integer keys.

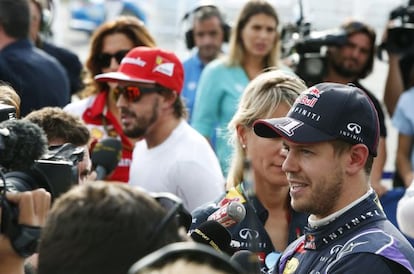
[
  {"left": 191, "top": 0, "right": 290, "bottom": 176},
  {"left": 64, "top": 16, "right": 156, "bottom": 182}
]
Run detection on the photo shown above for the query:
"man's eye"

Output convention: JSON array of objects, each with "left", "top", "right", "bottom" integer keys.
[{"left": 301, "top": 149, "right": 313, "bottom": 155}]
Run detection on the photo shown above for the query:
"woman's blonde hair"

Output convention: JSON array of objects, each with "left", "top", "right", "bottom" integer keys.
[{"left": 226, "top": 69, "right": 307, "bottom": 189}]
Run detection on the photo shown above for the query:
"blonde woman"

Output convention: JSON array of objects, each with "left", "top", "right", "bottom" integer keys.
[{"left": 191, "top": 69, "right": 308, "bottom": 273}]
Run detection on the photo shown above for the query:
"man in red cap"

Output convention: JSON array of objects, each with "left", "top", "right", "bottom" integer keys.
[{"left": 95, "top": 46, "right": 224, "bottom": 211}]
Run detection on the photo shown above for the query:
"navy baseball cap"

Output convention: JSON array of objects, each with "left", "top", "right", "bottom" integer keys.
[{"left": 253, "top": 82, "right": 379, "bottom": 156}]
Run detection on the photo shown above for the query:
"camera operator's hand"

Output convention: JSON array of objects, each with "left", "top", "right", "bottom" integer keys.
[
  {"left": 6, "top": 189, "right": 51, "bottom": 227},
  {"left": 0, "top": 189, "right": 51, "bottom": 274}
]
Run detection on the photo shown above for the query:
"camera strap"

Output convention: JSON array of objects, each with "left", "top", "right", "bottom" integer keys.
[
  {"left": 10, "top": 224, "right": 41, "bottom": 258},
  {"left": 1, "top": 197, "right": 41, "bottom": 258}
]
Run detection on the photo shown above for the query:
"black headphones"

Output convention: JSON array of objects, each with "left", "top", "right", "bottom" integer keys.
[
  {"left": 182, "top": 4, "right": 231, "bottom": 50},
  {"left": 128, "top": 242, "right": 243, "bottom": 274}
]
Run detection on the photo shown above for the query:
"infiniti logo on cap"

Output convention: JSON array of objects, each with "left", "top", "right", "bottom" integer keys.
[{"left": 347, "top": 123, "right": 362, "bottom": 134}]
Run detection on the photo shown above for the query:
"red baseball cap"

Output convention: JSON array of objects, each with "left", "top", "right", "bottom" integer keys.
[{"left": 95, "top": 46, "right": 184, "bottom": 93}]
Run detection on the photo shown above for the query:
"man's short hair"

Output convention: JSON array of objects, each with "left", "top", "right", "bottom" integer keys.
[
  {"left": 0, "top": 0, "right": 30, "bottom": 39},
  {"left": 37, "top": 182, "right": 184, "bottom": 274},
  {"left": 24, "top": 107, "right": 90, "bottom": 146}
]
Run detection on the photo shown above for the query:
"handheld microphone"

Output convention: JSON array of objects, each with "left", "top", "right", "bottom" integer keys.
[
  {"left": 207, "top": 201, "right": 246, "bottom": 228},
  {"left": 91, "top": 137, "right": 122, "bottom": 180},
  {"left": 231, "top": 250, "right": 261, "bottom": 274},
  {"left": 0, "top": 119, "right": 47, "bottom": 171},
  {"left": 190, "top": 220, "right": 232, "bottom": 254}
]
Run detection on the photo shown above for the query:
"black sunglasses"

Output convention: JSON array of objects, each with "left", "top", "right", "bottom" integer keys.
[
  {"left": 113, "top": 85, "right": 161, "bottom": 102},
  {"left": 96, "top": 49, "right": 130, "bottom": 68}
]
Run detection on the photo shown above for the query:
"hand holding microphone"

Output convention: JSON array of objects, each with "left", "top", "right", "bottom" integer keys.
[{"left": 207, "top": 200, "right": 246, "bottom": 228}]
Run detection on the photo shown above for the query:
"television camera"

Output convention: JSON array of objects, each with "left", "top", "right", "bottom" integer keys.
[
  {"left": 379, "top": 2, "right": 414, "bottom": 56},
  {"left": 282, "top": 21, "right": 348, "bottom": 86},
  {"left": 0, "top": 115, "right": 83, "bottom": 257}
]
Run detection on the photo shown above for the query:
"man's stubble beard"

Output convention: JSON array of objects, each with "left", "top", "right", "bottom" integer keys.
[
  {"left": 123, "top": 99, "right": 159, "bottom": 139},
  {"left": 329, "top": 55, "right": 361, "bottom": 79}
]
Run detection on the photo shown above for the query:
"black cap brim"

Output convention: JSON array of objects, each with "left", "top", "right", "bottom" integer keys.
[{"left": 253, "top": 117, "right": 337, "bottom": 144}]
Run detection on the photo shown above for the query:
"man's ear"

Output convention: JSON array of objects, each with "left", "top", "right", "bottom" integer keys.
[
  {"left": 160, "top": 90, "right": 178, "bottom": 108},
  {"left": 346, "top": 144, "right": 369, "bottom": 175}
]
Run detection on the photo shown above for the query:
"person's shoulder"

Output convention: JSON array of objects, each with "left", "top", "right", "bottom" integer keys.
[
  {"left": 64, "top": 95, "right": 96, "bottom": 116},
  {"left": 204, "top": 58, "right": 227, "bottom": 71},
  {"left": 400, "top": 86, "right": 414, "bottom": 100},
  {"left": 182, "top": 52, "right": 199, "bottom": 65},
  {"left": 177, "top": 122, "right": 217, "bottom": 149},
  {"left": 32, "top": 46, "right": 61, "bottom": 64},
  {"left": 337, "top": 227, "right": 414, "bottom": 267},
  {"left": 42, "top": 41, "right": 81, "bottom": 65},
  {"left": 328, "top": 252, "right": 412, "bottom": 274}
]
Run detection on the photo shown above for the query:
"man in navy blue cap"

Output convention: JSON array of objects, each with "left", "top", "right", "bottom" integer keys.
[{"left": 253, "top": 82, "right": 414, "bottom": 274}]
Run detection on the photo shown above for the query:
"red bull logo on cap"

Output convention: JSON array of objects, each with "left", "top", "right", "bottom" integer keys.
[
  {"left": 307, "top": 86, "right": 321, "bottom": 98},
  {"left": 295, "top": 86, "right": 324, "bottom": 108}
]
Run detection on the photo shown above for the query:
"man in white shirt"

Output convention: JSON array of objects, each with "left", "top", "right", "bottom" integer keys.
[{"left": 95, "top": 46, "right": 224, "bottom": 211}]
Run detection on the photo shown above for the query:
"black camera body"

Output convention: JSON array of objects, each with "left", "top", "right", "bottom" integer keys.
[
  {"left": 283, "top": 25, "right": 347, "bottom": 86},
  {"left": 383, "top": 5, "right": 414, "bottom": 55},
  {"left": 0, "top": 143, "right": 83, "bottom": 257},
  {"left": 0, "top": 103, "right": 16, "bottom": 122},
  {"left": 3, "top": 143, "right": 83, "bottom": 199}
]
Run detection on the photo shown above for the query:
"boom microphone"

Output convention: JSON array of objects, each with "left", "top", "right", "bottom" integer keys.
[
  {"left": 91, "top": 137, "right": 122, "bottom": 180},
  {"left": 0, "top": 119, "right": 47, "bottom": 171},
  {"left": 207, "top": 201, "right": 246, "bottom": 227},
  {"left": 190, "top": 220, "right": 232, "bottom": 254}
]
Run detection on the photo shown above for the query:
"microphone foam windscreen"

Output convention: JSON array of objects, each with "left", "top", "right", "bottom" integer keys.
[
  {"left": 91, "top": 137, "right": 122, "bottom": 172},
  {"left": 190, "top": 220, "right": 231, "bottom": 253},
  {"left": 0, "top": 119, "right": 47, "bottom": 170}
]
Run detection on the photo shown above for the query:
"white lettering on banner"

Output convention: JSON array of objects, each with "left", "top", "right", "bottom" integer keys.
[{"left": 275, "top": 118, "right": 303, "bottom": 136}]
